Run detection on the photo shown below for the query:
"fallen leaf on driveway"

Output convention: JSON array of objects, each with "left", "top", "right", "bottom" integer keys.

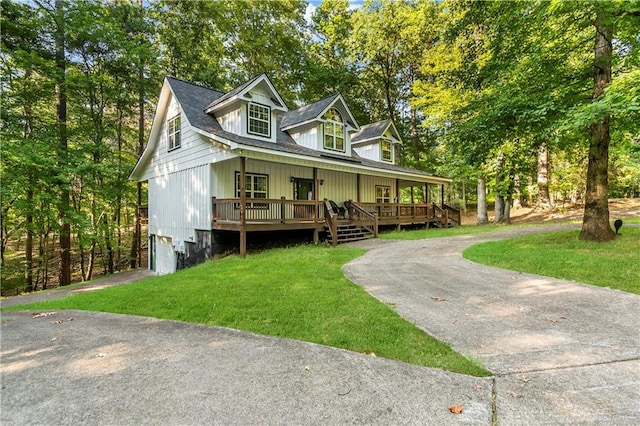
[
  {"left": 431, "top": 296, "right": 446, "bottom": 302},
  {"left": 449, "top": 403, "right": 463, "bottom": 414},
  {"left": 33, "top": 312, "right": 57, "bottom": 319}
]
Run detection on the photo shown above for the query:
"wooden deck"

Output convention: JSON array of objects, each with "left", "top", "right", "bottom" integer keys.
[{"left": 211, "top": 198, "right": 460, "bottom": 232}]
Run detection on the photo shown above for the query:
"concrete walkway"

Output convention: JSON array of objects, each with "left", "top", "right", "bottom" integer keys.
[
  {"left": 344, "top": 225, "right": 640, "bottom": 424},
  {"left": 1, "top": 226, "right": 639, "bottom": 424}
]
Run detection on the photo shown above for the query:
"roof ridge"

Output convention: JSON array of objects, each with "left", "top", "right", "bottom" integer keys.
[{"left": 165, "top": 76, "right": 225, "bottom": 95}]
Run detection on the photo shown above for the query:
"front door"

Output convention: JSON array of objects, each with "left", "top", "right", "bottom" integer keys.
[{"left": 294, "top": 178, "right": 314, "bottom": 201}]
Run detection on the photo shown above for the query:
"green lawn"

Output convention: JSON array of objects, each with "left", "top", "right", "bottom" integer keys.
[
  {"left": 3, "top": 244, "right": 489, "bottom": 377},
  {"left": 379, "top": 223, "right": 537, "bottom": 240},
  {"left": 463, "top": 228, "right": 640, "bottom": 294}
]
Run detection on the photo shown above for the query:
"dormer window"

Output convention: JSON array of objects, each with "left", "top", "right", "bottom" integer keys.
[
  {"left": 323, "top": 108, "right": 345, "bottom": 152},
  {"left": 248, "top": 103, "right": 271, "bottom": 138},
  {"left": 168, "top": 115, "right": 181, "bottom": 151},
  {"left": 381, "top": 139, "right": 392, "bottom": 162}
]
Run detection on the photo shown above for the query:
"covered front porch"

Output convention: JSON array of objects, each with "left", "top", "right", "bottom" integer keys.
[{"left": 210, "top": 156, "right": 459, "bottom": 256}]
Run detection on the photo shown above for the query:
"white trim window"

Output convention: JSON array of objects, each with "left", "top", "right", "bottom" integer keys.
[
  {"left": 323, "top": 108, "right": 345, "bottom": 152},
  {"left": 236, "top": 172, "right": 268, "bottom": 204},
  {"left": 376, "top": 185, "right": 391, "bottom": 203},
  {"left": 167, "top": 115, "right": 181, "bottom": 150},
  {"left": 381, "top": 139, "right": 392, "bottom": 163},
  {"left": 247, "top": 103, "right": 271, "bottom": 137}
]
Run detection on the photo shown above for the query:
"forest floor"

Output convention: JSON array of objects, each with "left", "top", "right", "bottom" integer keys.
[{"left": 460, "top": 197, "right": 640, "bottom": 226}]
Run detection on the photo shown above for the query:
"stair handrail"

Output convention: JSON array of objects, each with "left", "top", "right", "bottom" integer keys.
[
  {"left": 442, "top": 203, "right": 461, "bottom": 226},
  {"left": 324, "top": 199, "right": 338, "bottom": 246},
  {"left": 345, "top": 200, "right": 378, "bottom": 238},
  {"left": 433, "top": 204, "right": 446, "bottom": 227}
]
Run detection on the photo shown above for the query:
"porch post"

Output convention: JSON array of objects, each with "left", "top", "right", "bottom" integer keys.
[
  {"left": 357, "top": 173, "right": 361, "bottom": 203},
  {"left": 440, "top": 184, "right": 445, "bottom": 208},
  {"left": 313, "top": 167, "right": 319, "bottom": 244},
  {"left": 425, "top": 183, "right": 429, "bottom": 203},
  {"left": 240, "top": 156, "right": 246, "bottom": 257},
  {"left": 410, "top": 186, "right": 414, "bottom": 204},
  {"left": 395, "top": 179, "right": 401, "bottom": 231}
]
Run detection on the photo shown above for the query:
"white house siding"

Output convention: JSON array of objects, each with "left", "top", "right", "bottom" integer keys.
[
  {"left": 218, "top": 107, "right": 242, "bottom": 134},
  {"left": 353, "top": 143, "right": 378, "bottom": 162},
  {"left": 148, "top": 164, "right": 211, "bottom": 243},
  {"left": 288, "top": 123, "right": 319, "bottom": 151},
  {"left": 140, "top": 95, "right": 231, "bottom": 182},
  {"left": 359, "top": 175, "right": 397, "bottom": 202},
  {"left": 211, "top": 158, "right": 315, "bottom": 199},
  {"left": 316, "top": 170, "right": 357, "bottom": 205}
]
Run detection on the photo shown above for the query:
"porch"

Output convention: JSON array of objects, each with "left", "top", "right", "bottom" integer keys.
[{"left": 212, "top": 197, "right": 460, "bottom": 256}]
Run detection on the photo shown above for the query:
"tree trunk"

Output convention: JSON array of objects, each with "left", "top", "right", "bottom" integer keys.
[
  {"left": 410, "top": 105, "right": 420, "bottom": 167},
  {"left": 131, "top": 55, "right": 145, "bottom": 269},
  {"left": 537, "top": 142, "right": 552, "bottom": 209},
  {"left": 502, "top": 196, "right": 512, "bottom": 224},
  {"left": 477, "top": 176, "right": 488, "bottom": 224},
  {"left": 580, "top": 9, "right": 615, "bottom": 241},
  {"left": 494, "top": 153, "right": 505, "bottom": 223},
  {"left": 55, "top": 0, "right": 71, "bottom": 285},
  {"left": 25, "top": 188, "right": 34, "bottom": 292}
]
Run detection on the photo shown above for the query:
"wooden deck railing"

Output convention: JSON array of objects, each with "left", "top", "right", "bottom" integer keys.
[
  {"left": 212, "top": 197, "right": 321, "bottom": 224},
  {"left": 443, "top": 204, "right": 461, "bottom": 225},
  {"left": 324, "top": 199, "right": 338, "bottom": 246},
  {"left": 212, "top": 197, "right": 460, "bottom": 229},
  {"left": 357, "top": 202, "right": 438, "bottom": 221},
  {"left": 345, "top": 200, "right": 378, "bottom": 237}
]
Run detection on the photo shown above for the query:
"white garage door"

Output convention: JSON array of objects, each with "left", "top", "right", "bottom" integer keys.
[{"left": 156, "top": 236, "right": 176, "bottom": 275}]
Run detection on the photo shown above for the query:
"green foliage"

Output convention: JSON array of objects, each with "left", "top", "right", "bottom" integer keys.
[
  {"left": 463, "top": 228, "right": 640, "bottom": 294},
  {"left": 5, "top": 245, "right": 489, "bottom": 376}
]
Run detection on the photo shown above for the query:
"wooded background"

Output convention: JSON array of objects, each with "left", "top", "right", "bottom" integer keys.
[{"left": 2, "top": 0, "right": 639, "bottom": 292}]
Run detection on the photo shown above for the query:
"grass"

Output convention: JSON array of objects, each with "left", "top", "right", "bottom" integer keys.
[
  {"left": 379, "top": 222, "right": 539, "bottom": 240},
  {"left": 3, "top": 244, "right": 489, "bottom": 377},
  {"left": 463, "top": 228, "right": 640, "bottom": 294}
]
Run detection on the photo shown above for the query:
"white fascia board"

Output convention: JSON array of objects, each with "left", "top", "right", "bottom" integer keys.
[
  {"left": 242, "top": 75, "right": 289, "bottom": 111},
  {"left": 319, "top": 94, "right": 360, "bottom": 131},
  {"left": 129, "top": 79, "right": 172, "bottom": 181},
  {"left": 280, "top": 118, "right": 317, "bottom": 132}
]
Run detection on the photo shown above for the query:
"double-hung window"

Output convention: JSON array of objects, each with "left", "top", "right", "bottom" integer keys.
[
  {"left": 381, "top": 139, "right": 392, "bottom": 163},
  {"left": 247, "top": 103, "right": 270, "bottom": 138},
  {"left": 167, "top": 115, "right": 181, "bottom": 150},
  {"left": 323, "top": 108, "right": 345, "bottom": 152},
  {"left": 236, "top": 172, "right": 268, "bottom": 208},
  {"left": 376, "top": 185, "right": 391, "bottom": 203}
]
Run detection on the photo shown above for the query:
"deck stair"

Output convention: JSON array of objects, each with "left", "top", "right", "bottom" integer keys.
[{"left": 331, "top": 222, "right": 374, "bottom": 243}]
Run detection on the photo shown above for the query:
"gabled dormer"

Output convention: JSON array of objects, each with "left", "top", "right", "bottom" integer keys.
[
  {"left": 204, "top": 73, "right": 288, "bottom": 143},
  {"left": 352, "top": 119, "right": 402, "bottom": 165},
  {"left": 281, "top": 94, "right": 359, "bottom": 157}
]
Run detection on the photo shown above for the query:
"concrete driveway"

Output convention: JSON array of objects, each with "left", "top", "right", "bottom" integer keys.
[
  {"left": 2, "top": 226, "right": 639, "bottom": 425},
  {"left": 344, "top": 225, "right": 640, "bottom": 424}
]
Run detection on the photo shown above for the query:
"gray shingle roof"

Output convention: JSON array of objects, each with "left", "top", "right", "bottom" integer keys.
[
  {"left": 351, "top": 119, "right": 392, "bottom": 144},
  {"left": 166, "top": 77, "right": 441, "bottom": 180},
  {"left": 280, "top": 94, "right": 339, "bottom": 129},
  {"left": 203, "top": 74, "right": 263, "bottom": 112}
]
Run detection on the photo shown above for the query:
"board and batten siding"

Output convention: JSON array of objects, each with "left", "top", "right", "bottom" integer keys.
[
  {"left": 211, "top": 158, "right": 315, "bottom": 199},
  {"left": 218, "top": 106, "right": 242, "bottom": 135},
  {"left": 359, "top": 175, "right": 397, "bottom": 202},
  {"left": 149, "top": 164, "right": 211, "bottom": 242},
  {"left": 288, "top": 123, "right": 319, "bottom": 151},
  {"left": 353, "top": 143, "right": 378, "bottom": 162},
  {"left": 140, "top": 94, "right": 233, "bottom": 181},
  {"left": 209, "top": 158, "right": 404, "bottom": 205}
]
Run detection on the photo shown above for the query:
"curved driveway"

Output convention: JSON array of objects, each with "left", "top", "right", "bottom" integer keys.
[
  {"left": 2, "top": 225, "right": 639, "bottom": 425},
  {"left": 344, "top": 225, "right": 640, "bottom": 424}
]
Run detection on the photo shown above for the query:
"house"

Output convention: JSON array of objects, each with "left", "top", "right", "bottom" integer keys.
[{"left": 130, "top": 74, "right": 459, "bottom": 274}]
